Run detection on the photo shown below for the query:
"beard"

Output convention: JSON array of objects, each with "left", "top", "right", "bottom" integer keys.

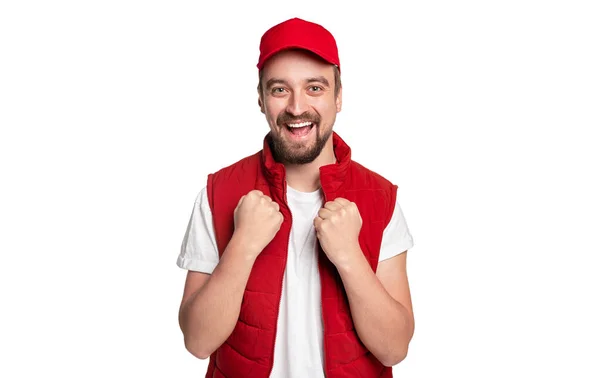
[{"left": 269, "top": 111, "right": 333, "bottom": 165}]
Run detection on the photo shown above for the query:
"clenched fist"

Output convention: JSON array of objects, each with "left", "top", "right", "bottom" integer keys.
[
  {"left": 232, "top": 190, "right": 284, "bottom": 258},
  {"left": 313, "top": 197, "right": 363, "bottom": 267}
]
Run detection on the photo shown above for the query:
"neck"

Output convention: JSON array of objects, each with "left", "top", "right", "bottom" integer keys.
[{"left": 285, "top": 138, "right": 336, "bottom": 192}]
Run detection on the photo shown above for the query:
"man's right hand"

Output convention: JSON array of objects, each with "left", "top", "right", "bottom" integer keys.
[
  {"left": 179, "top": 190, "right": 284, "bottom": 359},
  {"left": 232, "top": 190, "right": 284, "bottom": 259}
]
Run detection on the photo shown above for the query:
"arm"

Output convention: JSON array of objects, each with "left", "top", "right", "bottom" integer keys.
[
  {"left": 336, "top": 250, "right": 414, "bottom": 366},
  {"left": 178, "top": 189, "right": 283, "bottom": 359},
  {"left": 314, "top": 197, "right": 414, "bottom": 366},
  {"left": 178, "top": 235, "right": 257, "bottom": 359}
]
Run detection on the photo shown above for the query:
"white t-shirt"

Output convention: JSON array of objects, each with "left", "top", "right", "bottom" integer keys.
[{"left": 177, "top": 185, "right": 414, "bottom": 377}]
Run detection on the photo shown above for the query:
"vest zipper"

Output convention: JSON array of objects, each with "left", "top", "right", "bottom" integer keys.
[
  {"left": 268, "top": 182, "right": 292, "bottom": 378},
  {"left": 270, "top": 183, "right": 330, "bottom": 377}
]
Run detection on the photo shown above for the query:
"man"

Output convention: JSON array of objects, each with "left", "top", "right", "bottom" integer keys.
[{"left": 177, "top": 17, "right": 415, "bottom": 378}]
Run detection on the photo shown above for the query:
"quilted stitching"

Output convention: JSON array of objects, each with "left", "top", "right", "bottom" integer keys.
[{"left": 205, "top": 132, "right": 396, "bottom": 378}]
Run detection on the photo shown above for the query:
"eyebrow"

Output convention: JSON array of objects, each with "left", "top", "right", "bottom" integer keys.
[
  {"left": 306, "top": 76, "right": 330, "bottom": 87},
  {"left": 265, "top": 78, "right": 287, "bottom": 89},
  {"left": 265, "top": 76, "right": 331, "bottom": 89}
]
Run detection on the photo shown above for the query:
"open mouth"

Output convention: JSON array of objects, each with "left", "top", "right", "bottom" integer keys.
[{"left": 285, "top": 121, "right": 315, "bottom": 138}]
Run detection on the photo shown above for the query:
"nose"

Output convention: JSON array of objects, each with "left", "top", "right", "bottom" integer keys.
[{"left": 285, "top": 92, "right": 310, "bottom": 116}]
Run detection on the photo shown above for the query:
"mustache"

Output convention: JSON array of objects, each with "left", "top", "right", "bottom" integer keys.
[{"left": 277, "top": 111, "right": 320, "bottom": 126}]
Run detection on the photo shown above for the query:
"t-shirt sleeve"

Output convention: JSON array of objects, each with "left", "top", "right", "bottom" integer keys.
[
  {"left": 176, "top": 186, "right": 220, "bottom": 274},
  {"left": 378, "top": 198, "right": 414, "bottom": 262}
]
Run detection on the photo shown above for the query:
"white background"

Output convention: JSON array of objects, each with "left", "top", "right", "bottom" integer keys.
[{"left": 1, "top": 0, "right": 599, "bottom": 377}]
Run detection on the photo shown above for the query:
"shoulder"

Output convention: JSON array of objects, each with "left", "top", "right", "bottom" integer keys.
[
  {"left": 348, "top": 160, "right": 397, "bottom": 191},
  {"left": 346, "top": 160, "right": 398, "bottom": 225},
  {"left": 210, "top": 150, "right": 262, "bottom": 183},
  {"left": 205, "top": 150, "right": 263, "bottom": 215}
]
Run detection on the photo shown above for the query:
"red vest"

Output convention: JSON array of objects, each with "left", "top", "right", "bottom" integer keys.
[{"left": 204, "top": 132, "right": 397, "bottom": 377}]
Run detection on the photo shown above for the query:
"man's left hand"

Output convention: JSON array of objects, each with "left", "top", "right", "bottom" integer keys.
[{"left": 313, "top": 197, "right": 363, "bottom": 267}]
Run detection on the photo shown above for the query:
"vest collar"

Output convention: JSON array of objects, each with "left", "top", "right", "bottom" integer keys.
[{"left": 260, "top": 131, "right": 351, "bottom": 197}]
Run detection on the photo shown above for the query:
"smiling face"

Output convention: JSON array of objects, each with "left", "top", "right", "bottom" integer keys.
[{"left": 258, "top": 49, "right": 342, "bottom": 165}]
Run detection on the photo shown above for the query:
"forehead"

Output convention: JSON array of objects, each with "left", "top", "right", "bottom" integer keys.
[{"left": 261, "top": 49, "right": 335, "bottom": 83}]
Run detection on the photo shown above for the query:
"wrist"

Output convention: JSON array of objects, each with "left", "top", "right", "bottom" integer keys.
[
  {"left": 226, "top": 232, "right": 261, "bottom": 262},
  {"left": 333, "top": 244, "right": 366, "bottom": 271}
]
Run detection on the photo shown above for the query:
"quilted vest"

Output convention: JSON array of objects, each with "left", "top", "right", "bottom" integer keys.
[{"left": 204, "top": 132, "right": 398, "bottom": 378}]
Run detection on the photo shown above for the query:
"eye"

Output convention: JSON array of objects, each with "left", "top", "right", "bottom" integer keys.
[
  {"left": 271, "top": 87, "right": 285, "bottom": 94},
  {"left": 309, "top": 86, "right": 322, "bottom": 92}
]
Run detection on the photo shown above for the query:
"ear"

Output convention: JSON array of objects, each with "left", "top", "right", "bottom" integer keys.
[
  {"left": 335, "top": 87, "right": 342, "bottom": 113},
  {"left": 258, "top": 94, "right": 265, "bottom": 114}
]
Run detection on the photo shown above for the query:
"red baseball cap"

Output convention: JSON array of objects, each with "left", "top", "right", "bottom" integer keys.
[{"left": 257, "top": 17, "right": 340, "bottom": 72}]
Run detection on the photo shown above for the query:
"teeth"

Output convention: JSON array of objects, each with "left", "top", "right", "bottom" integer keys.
[{"left": 287, "top": 121, "right": 312, "bottom": 128}]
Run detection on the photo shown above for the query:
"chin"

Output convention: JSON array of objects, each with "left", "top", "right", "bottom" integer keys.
[{"left": 270, "top": 125, "right": 330, "bottom": 165}]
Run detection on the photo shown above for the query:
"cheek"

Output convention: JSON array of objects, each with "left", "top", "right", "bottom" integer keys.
[
  {"left": 268, "top": 106, "right": 280, "bottom": 119},
  {"left": 265, "top": 100, "right": 284, "bottom": 120},
  {"left": 266, "top": 110, "right": 282, "bottom": 129},
  {"left": 316, "top": 102, "right": 338, "bottom": 122},
  {"left": 262, "top": 103, "right": 276, "bottom": 120}
]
